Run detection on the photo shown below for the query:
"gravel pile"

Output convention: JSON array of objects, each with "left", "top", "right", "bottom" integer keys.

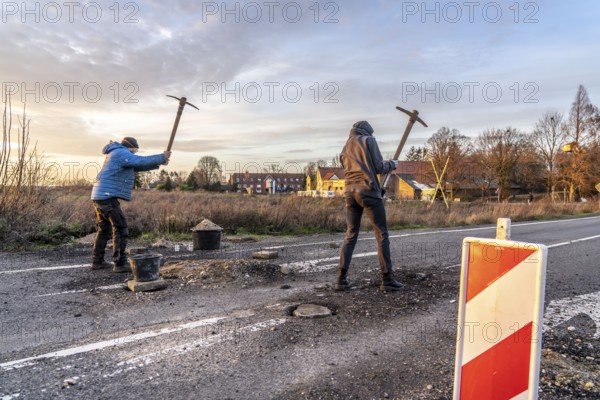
[
  {"left": 191, "top": 219, "right": 223, "bottom": 231},
  {"left": 539, "top": 316, "right": 599, "bottom": 399}
]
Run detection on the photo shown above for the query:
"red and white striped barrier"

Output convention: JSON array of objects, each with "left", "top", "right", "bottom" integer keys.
[{"left": 453, "top": 237, "right": 547, "bottom": 400}]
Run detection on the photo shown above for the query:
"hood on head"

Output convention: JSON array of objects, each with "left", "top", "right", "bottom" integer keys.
[
  {"left": 102, "top": 141, "right": 125, "bottom": 155},
  {"left": 351, "top": 120, "right": 374, "bottom": 137}
]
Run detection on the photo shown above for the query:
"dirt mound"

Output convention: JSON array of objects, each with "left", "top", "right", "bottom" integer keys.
[
  {"left": 160, "top": 259, "right": 283, "bottom": 286},
  {"left": 191, "top": 219, "right": 223, "bottom": 231}
]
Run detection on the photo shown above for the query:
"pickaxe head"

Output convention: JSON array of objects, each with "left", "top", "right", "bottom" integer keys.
[
  {"left": 167, "top": 95, "right": 199, "bottom": 111},
  {"left": 396, "top": 106, "right": 428, "bottom": 128},
  {"left": 165, "top": 95, "right": 199, "bottom": 152}
]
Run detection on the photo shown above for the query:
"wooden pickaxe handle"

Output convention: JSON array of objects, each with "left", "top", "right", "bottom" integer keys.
[
  {"left": 382, "top": 107, "right": 428, "bottom": 190},
  {"left": 166, "top": 95, "right": 199, "bottom": 152}
]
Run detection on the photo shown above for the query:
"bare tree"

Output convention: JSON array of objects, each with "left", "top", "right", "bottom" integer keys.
[
  {"left": 560, "top": 85, "right": 599, "bottom": 200},
  {"left": 474, "top": 128, "right": 528, "bottom": 201},
  {"left": 263, "top": 162, "right": 284, "bottom": 174},
  {"left": 529, "top": 111, "right": 565, "bottom": 194},
  {"left": 331, "top": 154, "right": 341, "bottom": 167},
  {"left": 514, "top": 139, "right": 546, "bottom": 194},
  {"left": 194, "top": 156, "right": 222, "bottom": 187},
  {"left": 567, "top": 85, "right": 597, "bottom": 147},
  {"left": 137, "top": 170, "right": 159, "bottom": 189},
  {"left": 0, "top": 95, "right": 47, "bottom": 226},
  {"left": 303, "top": 161, "right": 317, "bottom": 178},
  {"left": 317, "top": 159, "right": 328, "bottom": 168},
  {"left": 425, "top": 127, "right": 472, "bottom": 195}
]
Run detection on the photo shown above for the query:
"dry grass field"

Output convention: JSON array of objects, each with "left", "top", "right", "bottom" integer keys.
[{"left": 0, "top": 187, "right": 598, "bottom": 249}]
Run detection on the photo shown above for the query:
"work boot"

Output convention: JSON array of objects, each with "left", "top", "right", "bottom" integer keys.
[
  {"left": 334, "top": 269, "right": 350, "bottom": 291},
  {"left": 380, "top": 273, "right": 404, "bottom": 292},
  {"left": 112, "top": 262, "right": 132, "bottom": 273},
  {"left": 91, "top": 261, "right": 112, "bottom": 270}
]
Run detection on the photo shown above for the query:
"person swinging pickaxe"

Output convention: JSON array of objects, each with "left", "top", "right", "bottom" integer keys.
[
  {"left": 381, "top": 106, "right": 428, "bottom": 191},
  {"left": 166, "top": 95, "right": 199, "bottom": 152}
]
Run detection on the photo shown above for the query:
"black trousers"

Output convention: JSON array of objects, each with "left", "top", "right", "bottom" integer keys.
[
  {"left": 92, "top": 198, "right": 128, "bottom": 266},
  {"left": 338, "top": 188, "right": 393, "bottom": 275}
]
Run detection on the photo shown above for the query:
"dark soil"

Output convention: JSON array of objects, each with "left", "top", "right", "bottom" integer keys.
[
  {"left": 160, "top": 259, "right": 286, "bottom": 286},
  {"left": 540, "top": 314, "right": 600, "bottom": 399},
  {"left": 116, "top": 254, "right": 600, "bottom": 399}
]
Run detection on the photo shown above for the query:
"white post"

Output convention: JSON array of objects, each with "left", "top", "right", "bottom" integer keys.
[{"left": 496, "top": 218, "right": 511, "bottom": 240}]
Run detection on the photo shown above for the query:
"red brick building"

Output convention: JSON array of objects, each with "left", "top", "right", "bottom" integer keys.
[{"left": 229, "top": 172, "right": 305, "bottom": 194}]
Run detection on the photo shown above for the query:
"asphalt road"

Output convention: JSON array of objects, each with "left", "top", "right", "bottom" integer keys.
[{"left": 0, "top": 215, "right": 598, "bottom": 399}]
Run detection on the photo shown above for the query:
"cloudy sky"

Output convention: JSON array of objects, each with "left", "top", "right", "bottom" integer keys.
[{"left": 1, "top": 0, "right": 599, "bottom": 180}]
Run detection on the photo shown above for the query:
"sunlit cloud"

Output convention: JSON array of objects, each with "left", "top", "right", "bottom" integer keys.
[{"left": 0, "top": 0, "right": 599, "bottom": 174}]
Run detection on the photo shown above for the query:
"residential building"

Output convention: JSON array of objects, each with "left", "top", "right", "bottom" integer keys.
[
  {"left": 229, "top": 172, "right": 305, "bottom": 194},
  {"left": 388, "top": 161, "right": 498, "bottom": 200},
  {"left": 302, "top": 161, "right": 493, "bottom": 200},
  {"left": 387, "top": 162, "right": 437, "bottom": 200},
  {"left": 315, "top": 167, "right": 345, "bottom": 194}
]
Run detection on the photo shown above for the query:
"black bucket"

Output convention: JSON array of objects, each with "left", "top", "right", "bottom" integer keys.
[
  {"left": 128, "top": 254, "right": 162, "bottom": 282},
  {"left": 192, "top": 230, "right": 221, "bottom": 250}
]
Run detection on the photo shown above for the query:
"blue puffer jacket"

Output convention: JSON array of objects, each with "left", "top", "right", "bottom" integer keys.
[{"left": 91, "top": 142, "right": 166, "bottom": 201}]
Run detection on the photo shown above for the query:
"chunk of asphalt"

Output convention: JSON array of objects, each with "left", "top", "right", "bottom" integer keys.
[
  {"left": 292, "top": 304, "right": 332, "bottom": 318},
  {"left": 280, "top": 265, "right": 292, "bottom": 275},
  {"left": 252, "top": 250, "right": 279, "bottom": 260},
  {"left": 127, "top": 277, "right": 168, "bottom": 292}
]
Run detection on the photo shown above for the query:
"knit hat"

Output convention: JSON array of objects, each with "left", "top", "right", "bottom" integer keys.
[{"left": 121, "top": 137, "right": 139, "bottom": 149}]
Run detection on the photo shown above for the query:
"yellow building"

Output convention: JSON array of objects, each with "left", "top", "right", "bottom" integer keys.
[
  {"left": 391, "top": 173, "right": 436, "bottom": 200},
  {"left": 305, "top": 162, "right": 487, "bottom": 200},
  {"left": 314, "top": 167, "right": 345, "bottom": 194}
]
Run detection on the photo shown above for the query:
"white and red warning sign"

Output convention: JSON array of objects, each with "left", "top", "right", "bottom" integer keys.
[{"left": 453, "top": 237, "right": 547, "bottom": 400}]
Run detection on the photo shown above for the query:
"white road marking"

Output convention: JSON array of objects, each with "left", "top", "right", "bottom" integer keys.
[
  {"left": 1, "top": 217, "right": 597, "bottom": 276},
  {"left": 263, "top": 225, "right": 497, "bottom": 250},
  {"left": 106, "top": 318, "right": 286, "bottom": 377},
  {"left": 1, "top": 314, "right": 285, "bottom": 383},
  {"left": 280, "top": 231, "right": 600, "bottom": 274},
  {"left": 547, "top": 234, "right": 600, "bottom": 248},
  {"left": 35, "top": 283, "right": 124, "bottom": 297},
  {"left": 280, "top": 252, "right": 377, "bottom": 273},
  {"left": 444, "top": 263, "right": 461, "bottom": 270},
  {"left": 544, "top": 290, "right": 600, "bottom": 338},
  {"left": 263, "top": 216, "right": 600, "bottom": 250},
  {"left": 0, "top": 264, "right": 89, "bottom": 275},
  {"left": 286, "top": 231, "right": 600, "bottom": 274},
  {"left": 0, "top": 316, "right": 226, "bottom": 371}
]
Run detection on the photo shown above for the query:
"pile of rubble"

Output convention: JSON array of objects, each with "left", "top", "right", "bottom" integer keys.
[{"left": 160, "top": 259, "right": 284, "bottom": 286}]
